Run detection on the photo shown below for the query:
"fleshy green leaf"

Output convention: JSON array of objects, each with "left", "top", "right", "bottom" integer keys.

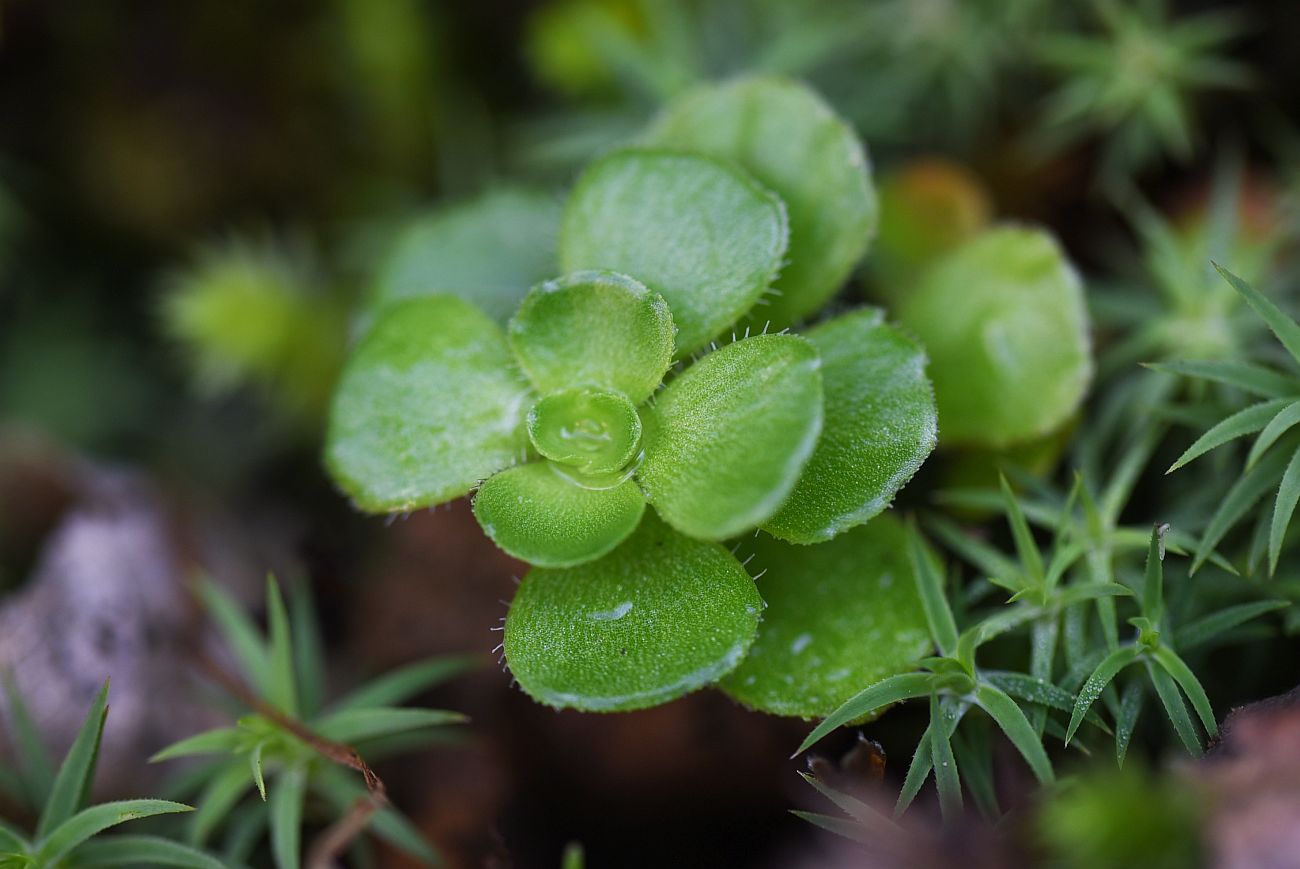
[
  {"left": 37, "top": 680, "right": 108, "bottom": 839},
  {"left": 374, "top": 188, "right": 561, "bottom": 323},
  {"left": 503, "top": 514, "right": 762, "bottom": 711},
  {"left": 637, "top": 334, "right": 822, "bottom": 539},
  {"left": 525, "top": 388, "right": 642, "bottom": 475},
  {"left": 558, "top": 149, "right": 788, "bottom": 353},
  {"left": 644, "top": 76, "right": 877, "bottom": 328},
  {"left": 721, "top": 518, "right": 931, "bottom": 718},
  {"left": 763, "top": 309, "right": 936, "bottom": 542},
  {"left": 795, "top": 673, "right": 934, "bottom": 756},
  {"left": 35, "top": 801, "right": 193, "bottom": 865},
  {"left": 1166, "top": 398, "right": 1289, "bottom": 473},
  {"left": 325, "top": 296, "right": 533, "bottom": 512},
  {"left": 1066, "top": 645, "right": 1143, "bottom": 744},
  {"left": 508, "top": 270, "right": 674, "bottom": 402},
  {"left": 973, "top": 683, "right": 1054, "bottom": 784},
  {"left": 70, "top": 834, "right": 226, "bottom": 869},
  {"left": 896, "top": 226, "right": 1092, "bottom": 447},
  {"left": 314, "top": 707, "right": 467, "bottom": 743},
  {"left": 473, "top": 463, "right": 646, "bottom": 567}
]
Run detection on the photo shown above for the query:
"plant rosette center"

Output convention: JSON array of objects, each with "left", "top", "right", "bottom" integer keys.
[{"left": 528, "top": 387, "right": 642, "bottom": 478}]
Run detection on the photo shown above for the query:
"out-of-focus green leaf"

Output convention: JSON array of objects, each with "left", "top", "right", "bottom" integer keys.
[{"left": 896, "top": 226, "right": 1091, "bottom": 447}]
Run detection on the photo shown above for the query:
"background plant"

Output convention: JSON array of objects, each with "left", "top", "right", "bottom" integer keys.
[
  {"left": 0, "top": 681, "right": 216, "bottom": 869},
  {"left": 152, "top": 577, "right": 468, "bottom": 868}
]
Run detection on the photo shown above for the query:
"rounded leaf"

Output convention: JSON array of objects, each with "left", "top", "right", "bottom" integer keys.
[
  {"left": 527, "top": 387, "right": 642, "bottom": 475},
  {"left": 637, "top": 334, "right": 823, "bottom": 540},
  {"left": 645, "top": 76, "right": 877, "bottom": 328},
  {"left": 559, "top": 149, "right": 788, "bottom": 354},
  {"left": 722, "top": 517, "right": 932, "bottom": 718},
  {"left": 375, "top": 188, "right": 561, "bottom": 323},
  {"left": 325, "top": 296, "right": 533, "bottom": 512},
  {"left": 504, "top": 513, "right": 763, "bottom": 711},
  {"left": 473, "top": 463, "right": 646, "bottom": 567},
  {"left": 508, "top": 270, "right": 674, "bottom": 402},
  {"left": 764, "top": 308, "right": 937, "bottom": 543},
  {"left": 896, "top": 226, "right": 1092, "bottom": 447},
  {"left": 871, "top": 159, "right": 992, "bottom": 299}
]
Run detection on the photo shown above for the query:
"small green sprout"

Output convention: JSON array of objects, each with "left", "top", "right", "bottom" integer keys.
[
  {"left": 796, "top": 526, "right": 1060, "bottom": 822},
  {"left": 152, "top": 576, "right": 470, "bottom": 868},
  {"left": 1065, "top": 525, "right": 1223, "bottom": 757},
  {"left": 0, "top": 680, "right": 214, "bottom": 869}
]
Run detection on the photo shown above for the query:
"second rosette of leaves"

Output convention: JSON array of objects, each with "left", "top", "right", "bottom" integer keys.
[{"left": 325, "top": 77, "right": 938, "bottom": 714}]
